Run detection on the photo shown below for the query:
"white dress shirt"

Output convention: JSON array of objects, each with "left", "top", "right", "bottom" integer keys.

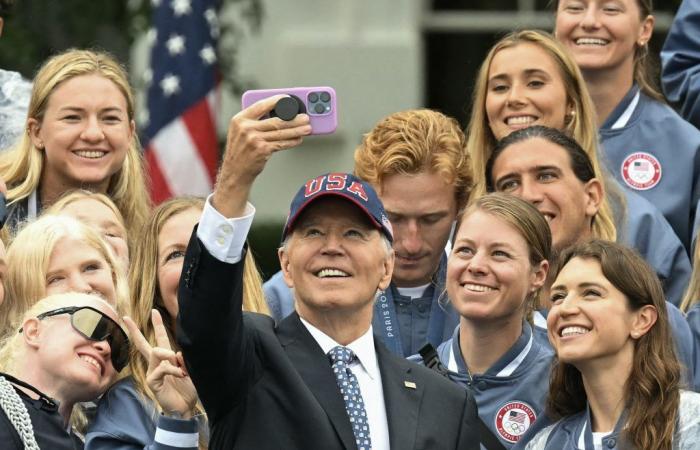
[
  {"left": 196, "top": 196, "right": 391, "bottom": 450},
  {"left": 300, "top": 317, "right": 390, "bottom": 450}
]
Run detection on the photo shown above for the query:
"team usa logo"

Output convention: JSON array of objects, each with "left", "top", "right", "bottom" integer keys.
[
  {"left": 494, "top": 401, "right": 537, "bottom": 443},
  {"left": 621, "top": 152, "right": 662, "bottom": 190}
]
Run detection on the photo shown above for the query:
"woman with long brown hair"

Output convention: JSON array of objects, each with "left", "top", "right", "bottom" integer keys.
[
  {"left": 525, "top": 240, "right": 700, "bottom": 449},
  {"left": 85, "top": 197, "right": 268, "bottom": 449}
]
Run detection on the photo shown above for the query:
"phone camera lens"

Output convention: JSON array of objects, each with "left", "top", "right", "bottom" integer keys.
[
  {"left": 308, "top": 92, "right": 319, "bottom": 103},
  {"left": 320, "top": 92, "right": 331, "bottom": 102},
  {"left": 314, "top": 103, "right": 325, "bottom": 114}
]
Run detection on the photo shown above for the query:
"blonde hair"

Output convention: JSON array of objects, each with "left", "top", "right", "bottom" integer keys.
[
  {"left": 354, "top": 109, "right": 473, "bottom": 211},
  {"left": 127, "top": 197, "right": 268, "bottom": 427},
  {"left": 0, "top": 49, "right": 151, "bottom": 236},
  {"left": 466, "top": 30, "right": 619, "bottom": 242},
  {"left": 45, "top": 189, "right": 129, "bottom": 254},
  {"left": 2, "top": 215, "right": 128, "bottom": 337}
]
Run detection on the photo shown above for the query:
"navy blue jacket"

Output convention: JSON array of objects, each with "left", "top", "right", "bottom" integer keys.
[{"left": 662, "top": 0, "right": 700, "bottom": 130}]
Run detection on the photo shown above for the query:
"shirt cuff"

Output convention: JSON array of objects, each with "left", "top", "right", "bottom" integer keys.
[
  {"left": 196, "top": 194, "right": 255, "bottom": 263},
  {"left": 154, "top": 414, "right": 198, "bottom": 449}
]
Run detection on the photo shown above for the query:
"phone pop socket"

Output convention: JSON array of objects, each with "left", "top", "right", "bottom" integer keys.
[{"left": 271, "top": 95, "right": 306, "bottom": 121}]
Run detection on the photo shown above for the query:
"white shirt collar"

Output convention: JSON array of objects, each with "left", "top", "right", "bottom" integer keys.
[{"left": 299, "top": 317, "right": 380, "bottom": 380}]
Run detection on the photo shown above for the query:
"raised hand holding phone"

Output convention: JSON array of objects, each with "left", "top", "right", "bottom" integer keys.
[
  {"left": 124, "top": 310, "right": 198, "bottom": 418},
  {"left": 241, "top": 86, "right": 337, "bottom": 134},
  {"left": 213, "top": 95, "right": 311, "bottom": 219}
]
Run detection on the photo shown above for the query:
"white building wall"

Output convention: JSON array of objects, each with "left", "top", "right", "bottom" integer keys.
[{"left": 224, "top": 0, "right": 424, "bottom": 221}]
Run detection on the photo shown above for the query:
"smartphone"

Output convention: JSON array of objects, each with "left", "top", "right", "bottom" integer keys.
[{"left": 241, "top": 86, "right": 338, "bottom": 135}]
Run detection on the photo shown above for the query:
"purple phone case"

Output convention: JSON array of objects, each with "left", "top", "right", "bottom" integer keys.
[{"left": 241, "top": 86, "right": 338, "bottom": 135}]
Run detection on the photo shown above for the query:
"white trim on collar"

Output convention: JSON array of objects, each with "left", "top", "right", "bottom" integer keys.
[
  {"left": 611, "top": 91, "right": 641, "bottom": 130},
  {"left": 447, "top": 328, "right": 533, "bottom": 376},
  {"left": 496, "top": 331, "right": 533, "bottom": 377}
]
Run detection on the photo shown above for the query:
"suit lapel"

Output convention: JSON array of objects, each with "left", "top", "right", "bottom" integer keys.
[
  {"left": 376, "top": 342, "right": 422, "bottom": 450},
  {"left": 277, "top": 313, "right": 357, "bottom": 450}
]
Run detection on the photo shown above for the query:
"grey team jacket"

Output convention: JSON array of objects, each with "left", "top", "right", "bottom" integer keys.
[
  {"left": 523, "top": 390, "right": 700, "bottom": 450},
  {"left": 600, "top": 84, "right": 700, "bottom": 251},
  {"left": 436, "top": 322, "right": 554, "bottom": 449}
]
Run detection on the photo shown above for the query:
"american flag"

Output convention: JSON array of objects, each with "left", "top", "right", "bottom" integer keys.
[
  {"left": 633, "top": 160, "right": 649, "bottom": 171},
  {"left": 509, "top": 410, "right": 527, "bottom": 424},
  {"left": 141, "top": 0, "right": 220, "bottom": 203}
]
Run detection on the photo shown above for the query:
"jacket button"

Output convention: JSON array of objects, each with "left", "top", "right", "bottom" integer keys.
[
  {"left": 605, "top": 438, "right": 616, "bottom": 448},
  {"left": 476, "top": 381, "right": 487, "bottom": 390}
]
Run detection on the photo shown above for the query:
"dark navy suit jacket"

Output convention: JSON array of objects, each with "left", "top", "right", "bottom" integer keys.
[{"left": 177, "top": 232, "right": 480, "bottom": 449}]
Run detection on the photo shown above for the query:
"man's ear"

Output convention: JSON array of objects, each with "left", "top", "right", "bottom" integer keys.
[
  {"left": 278, "top": 247, "right": 294, "bottom": 289},
  {"left": 583, "top": 178, "right": 603, "bottom": 219},
  {"left": 378, "top": 250, "right": 394, "bottom": 291},
  {"left": 21, "top": 318, "right": 43, "bottom": 350}
]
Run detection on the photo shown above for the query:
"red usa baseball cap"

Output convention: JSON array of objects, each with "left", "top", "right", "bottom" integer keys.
[{"left": 282, "top": 172, "right": 394, "bottom": 243}]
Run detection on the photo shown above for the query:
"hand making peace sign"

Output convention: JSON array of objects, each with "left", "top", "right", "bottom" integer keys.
[{"left": 124, "top": 310, "right": 198, "bottom": 418}]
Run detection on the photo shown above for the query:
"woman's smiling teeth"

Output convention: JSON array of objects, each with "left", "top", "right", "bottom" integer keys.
[
  {"left": 80, "top": 354, "right": 102, "bottom": 372},
  {"left": 560, "top": 326, "right": 590, "bottom": 337},
  {"left": 463, "top": 283, "right": 496, "bottom": 293},
  {"left": 575, "top": 38, "right": 609, "bottom": 46},
  {"left": 316, "top": 268, "right": 350, "bottom": 278},
  {"left": 74, "top": 150, "right": 107, "bottom": 159},
  {"left": 506, "top": 116, "right": 537, "bottom": 126}
]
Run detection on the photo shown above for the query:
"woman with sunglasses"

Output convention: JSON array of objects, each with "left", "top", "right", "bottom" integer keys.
[
  {"left": 524, "top": 240, "right": 700, "bottom": 450},
  {"left": 0, "top": 292, "right": 129, "bottom": 449},
  {"left": 86, "top": 198, "right": 268, "bottom": 449},
  {"left": 0, "top": 214, "right": 127, "bottom": 338}
]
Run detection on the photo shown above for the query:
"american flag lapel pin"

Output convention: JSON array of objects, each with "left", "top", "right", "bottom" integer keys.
[{"left": 404, "top": 381, "right": 417, "bottom": 389}]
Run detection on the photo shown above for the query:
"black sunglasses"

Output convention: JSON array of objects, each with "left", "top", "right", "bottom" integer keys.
[{"left": 26, "top": 306, "right": 129, "bottom": 372}]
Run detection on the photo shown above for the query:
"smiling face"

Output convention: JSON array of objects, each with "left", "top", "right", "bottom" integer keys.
[
  {"left": 380, "top": 171, "right": 457, "bottom": 288},
  {"left": 27, "top": 74, "right": 135, "bottom": 194},
  {"left": 555, "top": 0, "right": 653, "bottom": 75},
  {"left": 490, "top": 138, "right": 602, "bottom": 251},
  {"left": 30, "top": 296, "right": 121, "bottom": 402},
  {"left": 279, "top": 197, "right": 393, "bottom": 321},
  {"left": 157, "top": 207, "right": 201, "bottom": 320},
  {"left": 547, "top": 257, "right": 646, "bottom": 371},
  {"left": 447, "top": 210, "right": 546, "bottom": 323},
  {"left": 485, "top": 43, "right": 571, "bottom": 140},
  {"left": 60, "top": 198, "right": 129, "bottom": 269},
  {"left": 46, "top": 237, "right": 117, "bottom": 305}
]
